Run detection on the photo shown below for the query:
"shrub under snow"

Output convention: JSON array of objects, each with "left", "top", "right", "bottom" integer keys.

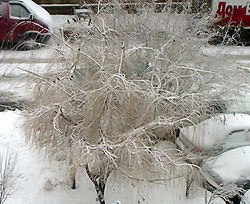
[{"left": 23, "top": 2, "right": 248, "bottom": 203}]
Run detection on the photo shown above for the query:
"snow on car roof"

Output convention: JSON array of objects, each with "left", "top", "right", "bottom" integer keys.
[{"left": 180, "top": 114, "right": 250, "bottom": 152}]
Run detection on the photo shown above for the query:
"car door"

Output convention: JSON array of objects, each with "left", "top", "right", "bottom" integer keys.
[{"left": 5, "top": 2, "right": 32, "bottom": 41}]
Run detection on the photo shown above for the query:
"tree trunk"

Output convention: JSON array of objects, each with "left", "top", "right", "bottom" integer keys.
[
  {"left": 71, "top": 176, "right": 76, "bottom": 189},
  {"left": 85, "top": 164, "right": 112, "bottom": 204},
  {"left": 69, "top": 159, "right": 77, "bottom": 189},
  {"left": 95, "top": 181, "right": 106, "bottom": 204}
]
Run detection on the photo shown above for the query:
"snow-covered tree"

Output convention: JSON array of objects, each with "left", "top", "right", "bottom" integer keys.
[{"left": 23, "top": 2, "right": 247, "bottom": 203}]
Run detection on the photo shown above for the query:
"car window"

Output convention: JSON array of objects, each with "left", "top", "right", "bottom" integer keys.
[
  {"left": 0, "top": 3, "right": 3, "bottom": 17},
  {"left": 10, "top": 3, "right": 30, "bottom": 19}
]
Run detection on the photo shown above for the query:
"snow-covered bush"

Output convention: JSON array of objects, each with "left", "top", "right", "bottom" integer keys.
[
  {"left": 0, "top": 151, "right": 17, "bottom": 204},
  {"left": 23, "top": 1, "right": 247, "bottom": 203}
]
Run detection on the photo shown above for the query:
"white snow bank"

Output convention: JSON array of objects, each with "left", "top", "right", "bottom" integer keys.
[
  {"left": 0, "top": 47, "right": 60, "bottom": 63},
  {"left": 227, "top": 93, "right": 250, "bottom": 114},
  {"left": 51, "top": 15, "right": 75, "bottom": 29},
  {"left": 21, "top": 0, "right": 53, "bottom": 28},
  {"left": 180, "top": 114, "right": 250, "bottom": 152},
  {"left": 0, "top": 111, "right": 21, "bottom": 150},
  {"left": 0, "top": 111, "right": 97, "bottom": 204},
  {"left": 202, "top": 46, "right": 250, "bottom": 57}
]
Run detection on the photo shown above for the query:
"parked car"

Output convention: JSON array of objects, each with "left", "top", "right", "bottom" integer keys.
[
  {"left": 176, "top": 113, "right": 250, "bottom": 203},
  {"left": 0, "top": 0, "right": 52, "bottom": 49},
  {"left": 200, "top": 146, "right": 250, "bottom": 203},
  {"left": 241, "top": 190, "right": 250, "bottom": 204},
  {"left": 176, "top": 114, "right": 250, "bottom": 154}
]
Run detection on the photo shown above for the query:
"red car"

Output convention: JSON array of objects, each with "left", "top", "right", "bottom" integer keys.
[{"left": 0, "top": 0, "right": 52, "bottom": 49}]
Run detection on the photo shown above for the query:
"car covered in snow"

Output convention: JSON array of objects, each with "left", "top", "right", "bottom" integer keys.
[
  {"left": 241, "top": 190, "right": 250, "bottom": 204},
  {"left": 176, "top": 114, "right": 250, "bottom": 203},
  {"left": 200, "top": 146, "right": 250, "bottom": 203},
  {"left": 176, "top": 114, "right": 250, "bottom": 154},
  {"left": 0, "top": 0, "right": 52, "bottom": 49}
]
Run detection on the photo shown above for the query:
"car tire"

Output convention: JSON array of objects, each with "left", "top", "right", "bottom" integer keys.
[{"left": 15, "top": 33, "right": 41, "bottom": 51}]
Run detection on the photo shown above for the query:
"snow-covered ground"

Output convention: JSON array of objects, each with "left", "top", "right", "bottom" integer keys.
[
  {"left": 0, "top": 48, "right": 57, "bottom": 63},
  {"left": 0, "top": 111, "right": 97, "bottom": 204},
  {"left": 202, "top": 45, "right": 250, "bottom": 114},
  {"left": 0, "top": 14, "right": 249, "bottom": 204},
  {"left": 0, "top": 61, "right": 54, "bottom": 103},
  {"left": 0, "top": 111, "right": 225, "bottom": 204}
]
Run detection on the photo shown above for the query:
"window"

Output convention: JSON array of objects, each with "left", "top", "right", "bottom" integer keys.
[
  {"left": 246, "top": 2, "right": 250, "bottom": 16},
  {"left": 0, "top": 3, "right": 3, "bottom": 17},
  {"left": 10, "top": 3, "right": 30, "bottom": 19}
]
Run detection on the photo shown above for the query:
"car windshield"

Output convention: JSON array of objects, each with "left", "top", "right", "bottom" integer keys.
[
  {"left": 10, "top": 3, "right": 30, "bottom": 19},
  {"left": 212, "top": 129, "right": 250, "bottom": 152},
  {"left": 0, "top": 3, "right": 3, "bottom": 17}
]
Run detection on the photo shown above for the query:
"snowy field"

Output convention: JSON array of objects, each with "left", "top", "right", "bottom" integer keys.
[
  {"left": 0, "top": 111, "right": 225, "bottom": 204},
  {"left": 0, "top": 50, "right": 249, "bottom": 204},
  {"left": 0, "top": 15, "right": 249, "bottom": 204},
  {"left": 202, "top": 46, "right": 250, "bottom": 114}
]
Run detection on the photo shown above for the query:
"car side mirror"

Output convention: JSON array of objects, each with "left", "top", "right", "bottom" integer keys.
[{"left": 29, "top": 14, "right": 34, "bottom": 20}]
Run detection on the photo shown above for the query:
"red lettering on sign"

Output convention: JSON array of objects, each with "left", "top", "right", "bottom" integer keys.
[
  {"left": 216, "top": 2, "right": 244, "bottom": 17},
  {"left": 233, "top": 5, "right": 243, "bottom": 15},
  {"left": 225, "top": 5, "right": 233, "bottom": 15},
  {"left": 217, "top": 2, "right": 226, "bottom": 18},
  {"left": 215, "top": 1, "right": 250, "bottom": 27},
  {"left": 246, "top": 3, "right": 250, "bottom": 15}
]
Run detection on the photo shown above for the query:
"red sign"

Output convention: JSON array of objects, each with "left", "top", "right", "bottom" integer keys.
[{"left": 215, "top": 2, "right": 250, "bottom": 27}]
